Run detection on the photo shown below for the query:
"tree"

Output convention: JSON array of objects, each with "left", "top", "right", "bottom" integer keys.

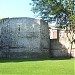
[
  {"left": 31, "top": 0, "right": 75, "bottom": 24},
  {"left": 31, "top": 0, "right": 75, "bottom": 39},
  {"left": 0, "top": 18, "right": 3, "bottom": 22}
]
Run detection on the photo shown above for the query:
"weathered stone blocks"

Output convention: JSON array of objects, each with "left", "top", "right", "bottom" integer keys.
[{"left": 0, "top": 17, "right": 50, "bottom": 58}]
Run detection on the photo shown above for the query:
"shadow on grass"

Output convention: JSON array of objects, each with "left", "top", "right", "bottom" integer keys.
[{"left": 0, "top": 57, "right": 71, "bottom": 63}]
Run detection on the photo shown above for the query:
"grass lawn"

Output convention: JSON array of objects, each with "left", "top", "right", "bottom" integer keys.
[{"left": 0, "top": 58, "right": 74, "bottom": 75}]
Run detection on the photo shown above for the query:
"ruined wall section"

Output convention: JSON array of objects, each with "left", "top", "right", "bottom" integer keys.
[
  {"left": 0, "top": 17, "right": 50, "bottom": 58},
  {"left": 40, "top": 20, "right": 50, "bottom": 57},
  {"left": 50, "top": 29, "right": 71, "bottom": 57},
  {"left": 0, "top": 22, "right": 3, "bottom": 57}
]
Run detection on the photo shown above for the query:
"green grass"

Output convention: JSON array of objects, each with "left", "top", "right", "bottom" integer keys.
[{"left": 0, "top": 58, "right": 74, "bottom": 75}]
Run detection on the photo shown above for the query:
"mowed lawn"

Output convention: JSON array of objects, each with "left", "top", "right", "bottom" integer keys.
[{"left": 0, "top": 58, "right": 74, "bottom": 75}]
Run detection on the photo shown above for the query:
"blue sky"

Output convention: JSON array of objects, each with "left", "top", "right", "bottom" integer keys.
[{"left": 0, "top": 0, "right": 35, "bottom": 18}]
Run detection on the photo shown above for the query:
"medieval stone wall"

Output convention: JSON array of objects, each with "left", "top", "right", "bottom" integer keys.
[
  {"left": 50, "top": 29, "right": 75, "bottom": 57},
  {"left": 0, "top": 17, "right": 50, "bottom": 58}
]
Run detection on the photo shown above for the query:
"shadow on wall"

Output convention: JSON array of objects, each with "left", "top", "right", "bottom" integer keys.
[
  {"left": 49, "top": 28, "right": 75, "bottom": 58},
  {"left": 50, "top": 33, "right": 74, "bottom": 58},
  {"left": 50, "top": 39, "right": 69, "bottom": 58}
]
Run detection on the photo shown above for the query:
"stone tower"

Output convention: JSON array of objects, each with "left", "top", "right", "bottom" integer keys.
[{"left": 0, "top": 17, "right": 50, "bottom": 58}]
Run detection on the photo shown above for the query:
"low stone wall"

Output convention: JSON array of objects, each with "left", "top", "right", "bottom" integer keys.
[
  {"left": 50, "top": 29, "right": 75, "bottom": 57},
  {"left": 0, "top": 17, "right": 50, "bottom": 58}
]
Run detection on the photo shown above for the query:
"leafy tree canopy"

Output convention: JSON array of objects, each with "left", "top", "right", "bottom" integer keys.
[
  {"left": 31, "top": 0, "right": 75, "bottom": 24},
  {"left": 0, "top": 18, "right": 3, "bottom": 22}
]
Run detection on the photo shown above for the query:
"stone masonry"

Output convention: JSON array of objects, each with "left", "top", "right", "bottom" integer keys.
[
  {"left": 50, "top": 29, "right": 75, "bottom": 57},
  {"left": 0, "top": 17, "right": 50, "bottom": 58}
]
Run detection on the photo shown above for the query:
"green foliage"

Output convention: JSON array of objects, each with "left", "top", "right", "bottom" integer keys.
[
  {"left": 0, "top": 58, "right": 74, "bottom": 75},
  {"left": 31, "top": 0, "right": 75, "bottom": 24},
  {"left": 0, "top": 18, "right": 3, "bottom": 22}
]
